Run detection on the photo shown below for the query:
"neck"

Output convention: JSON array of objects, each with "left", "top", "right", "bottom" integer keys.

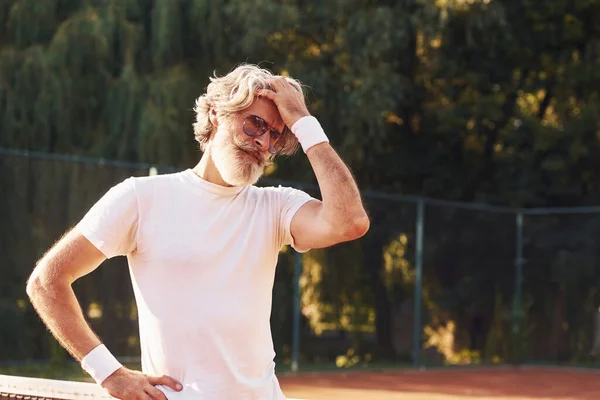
[{"left": 193, "top": 147, "right": 232, "bottom": 187}]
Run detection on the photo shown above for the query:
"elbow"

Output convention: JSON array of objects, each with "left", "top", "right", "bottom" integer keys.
[
  {"left": 26, "top": 260, "right": 47, "bottom": 300},
  {"left": 353, "top": 214, "right": 371, "bottom": 238},
  {"left": 341, "top": 213, "right": 370, "bottom": 241},
  {"left": 26, "top": 263, "right": 64, "bottom": 304},
  {"left": 26, "top": 267, "right": 48, "bottom": 303},
  {"left": 26, "top": 273, "right": 42, "bottom": 304}
]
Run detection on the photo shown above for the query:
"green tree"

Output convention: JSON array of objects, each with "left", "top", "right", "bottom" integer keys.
[{"left": 4, "top": 0, "right": 600, "bottom": 365}]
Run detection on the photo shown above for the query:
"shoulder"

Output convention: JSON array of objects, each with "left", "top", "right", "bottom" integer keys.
[
  {"left": 245, "top": 185, "right": 317, "bottom": 217},
  {"left": 125, "top": 170, "right": 188, "bottom": 194},
  {"left": 246, "top": 184, "right": 313, "bottom": 201}
]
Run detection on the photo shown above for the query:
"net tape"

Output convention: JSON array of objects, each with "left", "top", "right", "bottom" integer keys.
[
  {"left": 0, "top": 374, "right": 303, "bottom": 399},
  {"left": 0, "top": 374, "right": 114, "bottom": 399}
]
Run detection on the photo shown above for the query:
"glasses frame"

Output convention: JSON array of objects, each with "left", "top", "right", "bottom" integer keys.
[{"left": 242, "top": 115, "right": 284, "bottom": 155}]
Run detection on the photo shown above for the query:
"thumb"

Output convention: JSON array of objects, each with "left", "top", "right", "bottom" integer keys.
[{"left": 148, "top": 374, "right": 183, "bottom": 391}]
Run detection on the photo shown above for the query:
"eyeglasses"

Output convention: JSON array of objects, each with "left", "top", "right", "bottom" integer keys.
[{"left": 242, "top": 115, "right": 284, "bottom": 155}]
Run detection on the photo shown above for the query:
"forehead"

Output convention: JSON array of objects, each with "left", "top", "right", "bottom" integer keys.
[{"left": 243, "top": 98, "right": 284, "bottom": 131}]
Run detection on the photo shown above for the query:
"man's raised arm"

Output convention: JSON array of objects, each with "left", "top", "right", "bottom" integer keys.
[{"left": 258, "top": 77, "right": 370, "bottom": 250}]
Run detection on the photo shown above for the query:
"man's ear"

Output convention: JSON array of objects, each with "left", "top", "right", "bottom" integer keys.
[{"left": 209, "top": 107, "right": 218, "bottom": 127}]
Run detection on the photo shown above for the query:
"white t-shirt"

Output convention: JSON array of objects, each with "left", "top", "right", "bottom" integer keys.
[{"left": 76, "top": 168, "right": 315, "bottom": 399}]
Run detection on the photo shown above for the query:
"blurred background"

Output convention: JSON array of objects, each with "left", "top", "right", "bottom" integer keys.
[{"left": 2, "top": 0, "right": 600, "bottom": 380}]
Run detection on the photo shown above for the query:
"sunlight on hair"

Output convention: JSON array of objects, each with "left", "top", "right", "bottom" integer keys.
[{"left": 192, "top": 64, "right": 302, "bottom": 156}]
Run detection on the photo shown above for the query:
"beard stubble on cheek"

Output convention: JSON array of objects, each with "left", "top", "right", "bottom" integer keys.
[
  {"left": 233, "top": 136, "right": 267, "bottom": 181},
  {"left": 211, "top": 120, "right": 266, "bottom": 186}
]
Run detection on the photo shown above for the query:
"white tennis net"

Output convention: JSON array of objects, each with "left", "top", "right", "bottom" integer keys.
[{"left": 0, "top": 374, "right": 114, "bottom": 399}]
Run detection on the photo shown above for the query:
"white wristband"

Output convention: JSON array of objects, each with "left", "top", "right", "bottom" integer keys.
[
  {"left": 291, "top": 116, "right": 329, "bottom": 153},
  {"left": 81, "top": 344, "right": 123, "bottom": 384}
]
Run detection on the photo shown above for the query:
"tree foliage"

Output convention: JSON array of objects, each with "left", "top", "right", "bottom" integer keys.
[{"left": 3, "top": 0, "right": 600, "bottom": 366}]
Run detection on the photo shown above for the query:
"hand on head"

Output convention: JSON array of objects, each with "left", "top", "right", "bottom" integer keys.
[{"left": 256, "top": 77, "right": 311, "bottom": 130}]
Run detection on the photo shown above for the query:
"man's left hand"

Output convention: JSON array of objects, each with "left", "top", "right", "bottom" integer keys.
[{"left": 257, "top": 77, "right": 310, "bottom": 129}]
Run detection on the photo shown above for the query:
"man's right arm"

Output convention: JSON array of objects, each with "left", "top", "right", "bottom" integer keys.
[
  {"left": 26, "top": 228, "right": 182, "bottom": 400},
  {"left": 26, "top": 228, "right": 107, "bottom": 361}
]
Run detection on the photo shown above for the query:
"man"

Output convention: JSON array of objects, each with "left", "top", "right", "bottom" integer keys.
[{"left": 26, "top": 64, "right": 370, "bottom": 399}]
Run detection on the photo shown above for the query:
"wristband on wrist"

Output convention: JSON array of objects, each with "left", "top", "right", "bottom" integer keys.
[
  {"left": 291, "top": 116, "right": 329, "bottom": 153},
  {"left": 81, "top": 344, "right": 123, "bottom": 384}
]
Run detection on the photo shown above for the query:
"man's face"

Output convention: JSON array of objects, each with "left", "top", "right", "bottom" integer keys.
[{"left": 211, "top": 98, "right": 286, "bottom": 187}]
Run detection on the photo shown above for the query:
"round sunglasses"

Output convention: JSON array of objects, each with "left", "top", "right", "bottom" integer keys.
[{"left": 242, "top": 115, "right": 284, "bottom": 155}]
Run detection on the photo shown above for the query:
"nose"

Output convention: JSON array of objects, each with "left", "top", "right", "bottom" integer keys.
[{"left": 253, "top": 134, "right": 270, "bottom": 152}]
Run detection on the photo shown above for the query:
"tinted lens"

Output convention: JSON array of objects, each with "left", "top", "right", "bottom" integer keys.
[
  {"left": 243, "top": 115, "right": 267, "bottom": 137},
  {"left": 269, "top": 129, "right": 281, "bottom": 141},
  {"left": 269, "top": 139, "right": 284, "bottom": 154}
]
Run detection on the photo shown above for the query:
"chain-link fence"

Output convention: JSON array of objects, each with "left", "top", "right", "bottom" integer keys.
[
  {"left": 518, "top": 211, "right": 600, "bottom": 365},
  {"left": 2, "top": 148, "right": 600, "bottom": 371},
  {"left": 415, "top": 203, "right": 516, "bottom": 366},
  {"left": 0, "top": 149, "right": 155, "bottom": 363}
]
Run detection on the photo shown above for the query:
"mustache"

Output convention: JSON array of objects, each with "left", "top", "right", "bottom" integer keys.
[{"left": 233, "top": 137, "right": 272, "bottom": 165}]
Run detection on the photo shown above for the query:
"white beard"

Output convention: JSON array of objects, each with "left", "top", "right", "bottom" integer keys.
[{"left": 210, "top": 124, "right": 264, "bottom": 187}]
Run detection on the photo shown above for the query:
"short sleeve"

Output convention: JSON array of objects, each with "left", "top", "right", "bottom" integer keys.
[
  {"left": 75, "top": 177, "right": 139, "bottom": 258},
  {"left": 278, "top": 185, "right": 316, "bottom": 252}
]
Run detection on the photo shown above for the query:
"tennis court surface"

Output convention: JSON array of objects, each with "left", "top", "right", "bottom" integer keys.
[
  {"left": 3, "top": 366, "right": 600, "bottom": 399},
  {"left": 279, "top": 366, "right": 600, "bottom": 400}
]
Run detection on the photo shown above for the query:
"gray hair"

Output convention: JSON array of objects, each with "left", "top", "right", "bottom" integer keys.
[{"left": 193, "top": 64, "right": 303, "bottom": 156}]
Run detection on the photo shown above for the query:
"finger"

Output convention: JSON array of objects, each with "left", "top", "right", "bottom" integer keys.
[
  {"left": 269, "top": 76, "right": 292, "bottom": 92},
  {"left": 256, "top": 88, "right": 276, "bottom": 100},
  {"left": 145, "top": 385, "right": 168, "bottom": 400},
  {"left": 148, "top": 374, "right": 183, "bottom": 392},
  {"left": 271, "top": 77, "right": 302, "bottom": 97}
]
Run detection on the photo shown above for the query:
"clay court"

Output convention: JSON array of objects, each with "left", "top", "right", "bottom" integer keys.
[{"left": 278, "top": 367, "right": 600, "bottom": 400}]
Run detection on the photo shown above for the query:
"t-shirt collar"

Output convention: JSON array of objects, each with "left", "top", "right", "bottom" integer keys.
[{"left": 183, "top": 169, "right": 247, "bottom": 196}]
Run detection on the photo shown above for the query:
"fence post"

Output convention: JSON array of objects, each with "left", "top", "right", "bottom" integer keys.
[
  {"left": 413, "top": 199, "right": 425, "bottom": 368},
  {"left": 512, "top": 212, "right": 524, "bottom": 363},
  {"left": 291, "top": 250, "right": 302, "bottom": 372}
]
